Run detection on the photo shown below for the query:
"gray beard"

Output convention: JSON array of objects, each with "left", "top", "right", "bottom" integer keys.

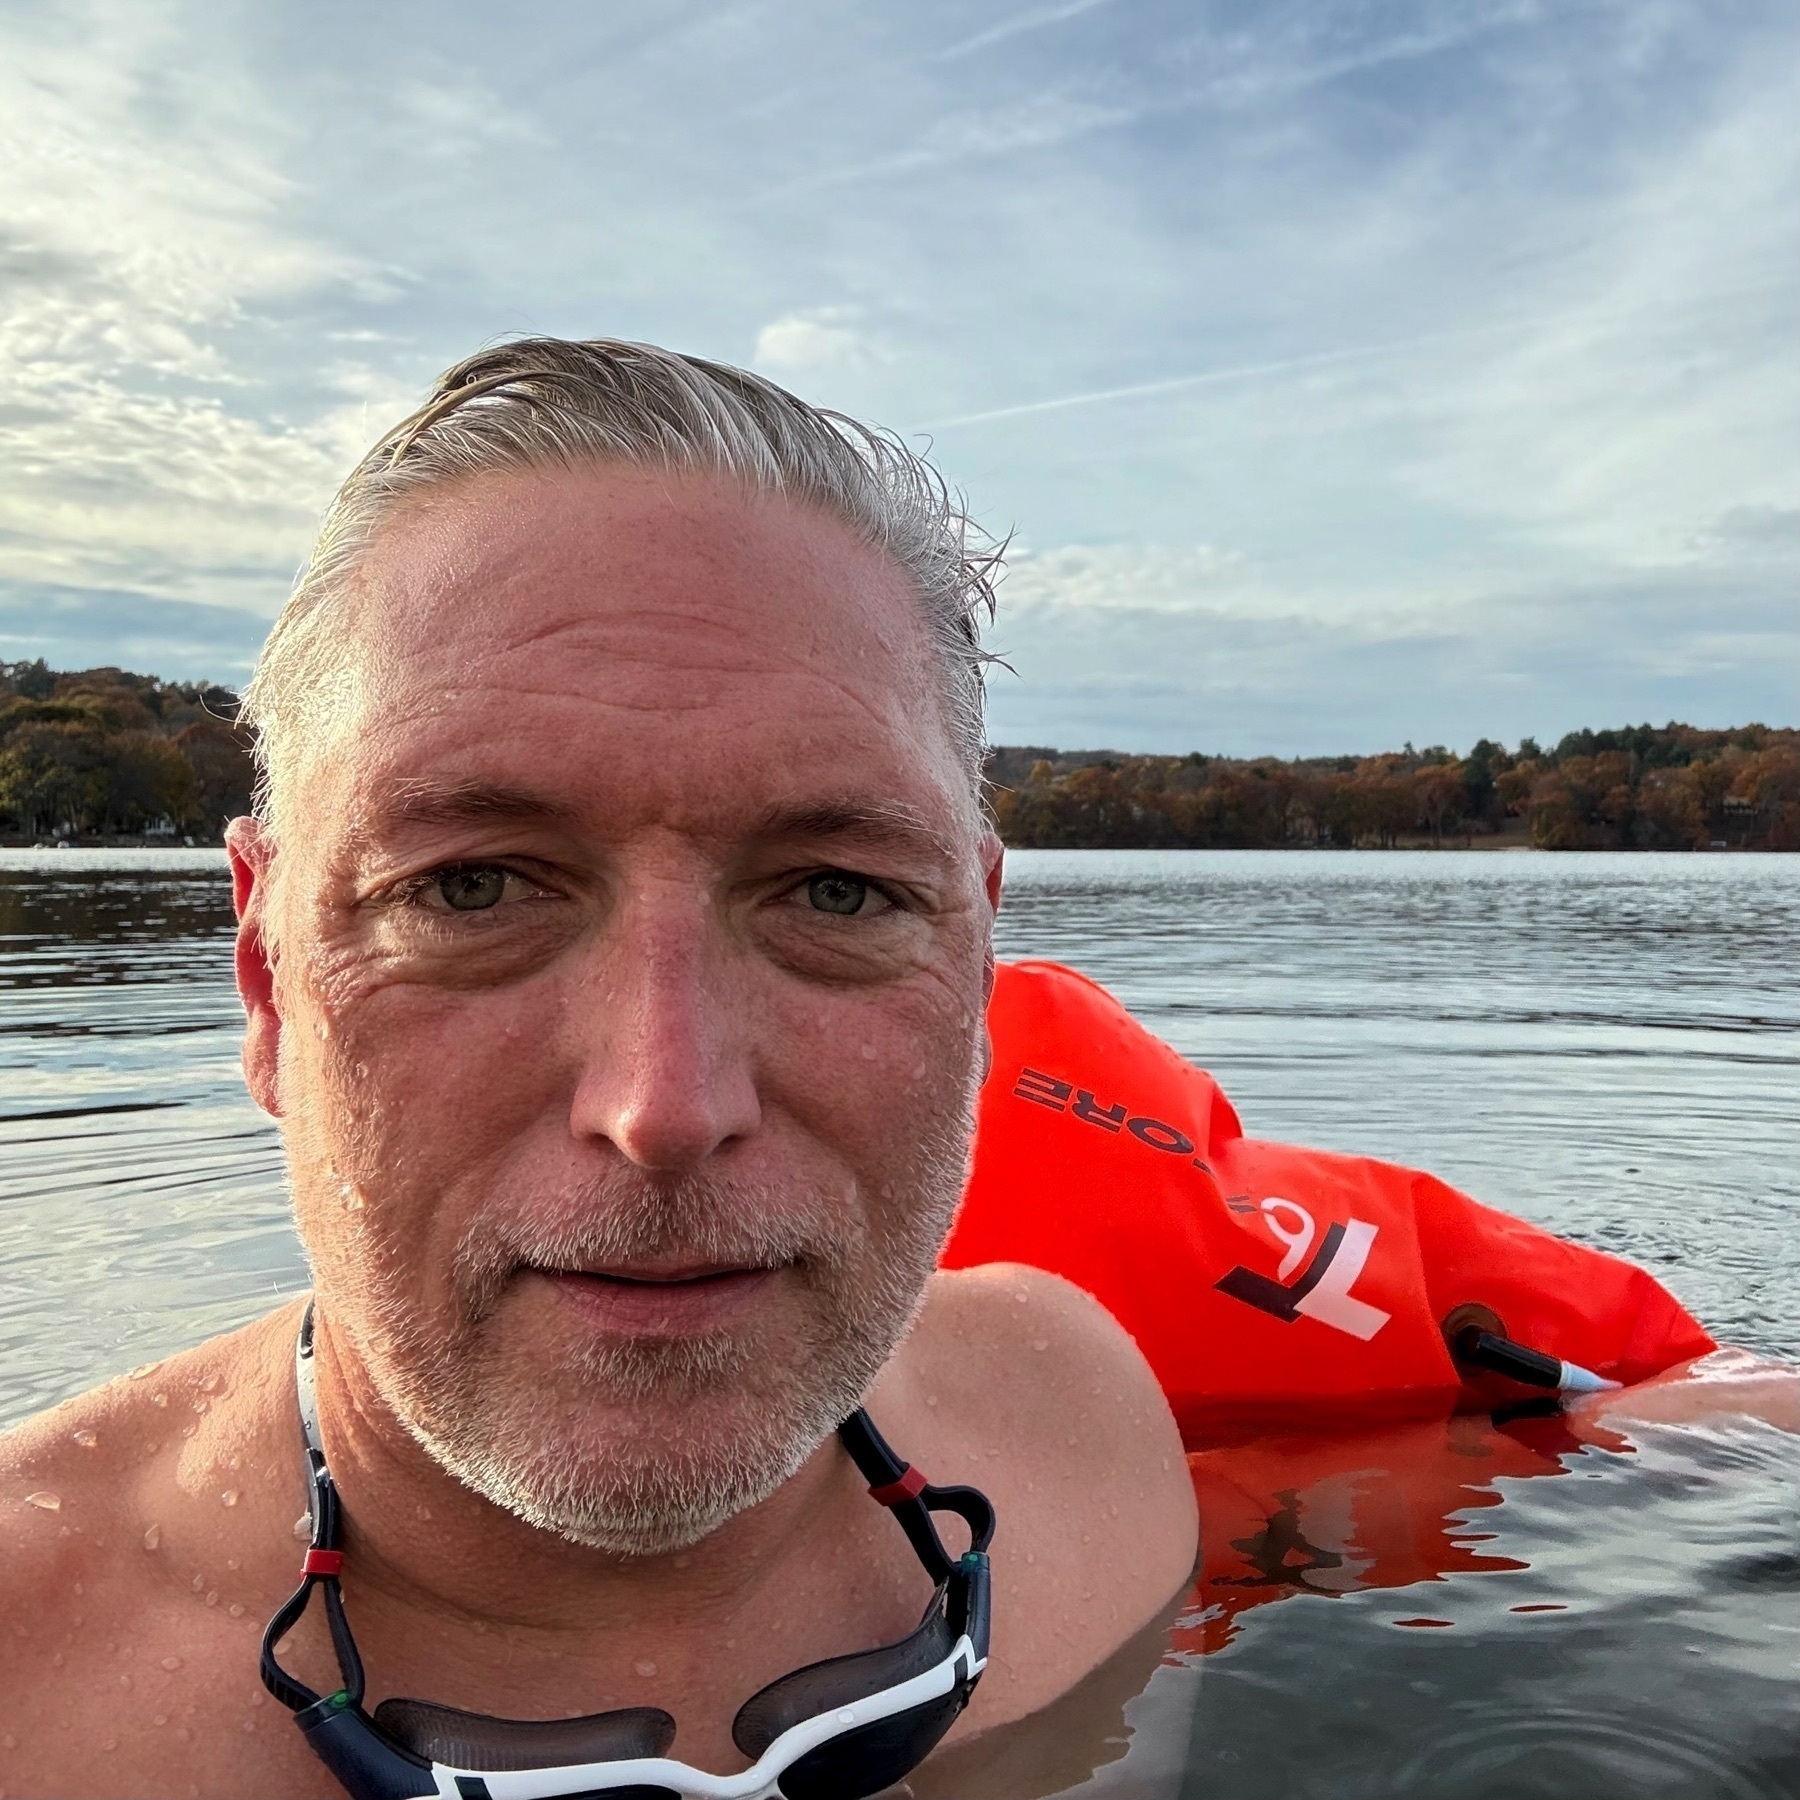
[{"left": 335, "top": 1114, "right": 974, "bottom": 1557}]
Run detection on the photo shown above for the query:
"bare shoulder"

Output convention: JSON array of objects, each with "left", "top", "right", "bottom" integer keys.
[
  {"left": 0, "top": 1369, "right": 162, "bottom": 1645},
  {"left": 0, "top": 1304, "right": 301, "bottom": 1680},
  {"left": 915, "top": 1264, "right": 1186, "bottom": 1453},
  {"left": 889, "top": 1265, "right": 1197, "bottom": 1732}
]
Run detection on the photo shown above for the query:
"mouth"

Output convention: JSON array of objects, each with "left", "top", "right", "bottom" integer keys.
[{"left": 528, "top": 1262, "right": 780, "bottom": 1333}]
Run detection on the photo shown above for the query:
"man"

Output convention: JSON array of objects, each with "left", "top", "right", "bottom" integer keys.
[{"left": 0, "top": 339, "right": 1198, "bottom": 1797}]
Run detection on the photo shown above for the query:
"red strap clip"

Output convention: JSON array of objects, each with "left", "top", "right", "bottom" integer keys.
[
  {"left": 867, "top": 1465, "right": 928, "bottom": 1507},
  {"left": 302, "top": 1548, "right": 344, "bottom": 1578}
]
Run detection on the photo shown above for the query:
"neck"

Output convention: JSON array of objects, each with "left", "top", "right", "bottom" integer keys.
[{"left": 303, "top": 1309, "right": 873, "bottom": 1643}]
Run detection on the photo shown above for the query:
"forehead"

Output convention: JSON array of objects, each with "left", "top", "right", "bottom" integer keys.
[{"left": 308, "top": 465, "right": 966, "bottom": 848}]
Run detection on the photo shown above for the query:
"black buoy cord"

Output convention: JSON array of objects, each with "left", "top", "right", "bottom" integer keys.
[{"left": 1453, "top": 1327, "right": 1565, "bottom": 1389}]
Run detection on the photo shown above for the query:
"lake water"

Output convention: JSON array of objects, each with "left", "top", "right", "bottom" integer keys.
[{"left": 3, "top": 847, "right": 1797, "bottom": 1796}]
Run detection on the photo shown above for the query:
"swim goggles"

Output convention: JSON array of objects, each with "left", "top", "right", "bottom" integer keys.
[{"left": 261, "top": 1305, "right": 996, "bottom": 1800}]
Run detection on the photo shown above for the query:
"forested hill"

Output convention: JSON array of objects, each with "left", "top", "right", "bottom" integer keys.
[
  {"left": 2, "top": 659, "right": 1794, "bottom": 849},
  {"left": 985, "top": 726, "right": 1799, "bottom": 851},
  {"left": 0, "top": 660, "right": 254, "bottom": 840}
]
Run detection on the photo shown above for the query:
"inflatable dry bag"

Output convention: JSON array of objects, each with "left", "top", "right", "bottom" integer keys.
[{"left": 945, "top": 961, "right": 1714, "bottom": 1444}]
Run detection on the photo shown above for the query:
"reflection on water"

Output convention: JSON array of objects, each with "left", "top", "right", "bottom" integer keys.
[
  {"left": 1170, "top": 1412, "right": 1800, "bottom": 1800},
  {"left": 921, "top": 1410, "right": 1799, "bottom": 1800},
  {"left": 3, "top": 848, "right": 1797, "bottom": 1798}
]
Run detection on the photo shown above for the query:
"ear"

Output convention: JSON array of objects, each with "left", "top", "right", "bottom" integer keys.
[
  {"left": 978, "top": 830, "right": 1005, "bottom": 1005},
  {"left": 225, "top": 815, "right": 284, "bottom": 1118},
  {"left": 981, "top": 832, "right": 1005, "bottom": 918}
]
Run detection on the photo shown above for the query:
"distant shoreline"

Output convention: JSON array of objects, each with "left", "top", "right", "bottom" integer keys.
[
  {"left": 984, "top": 728, "right": 1798, "bottom": 852},
  {"left": 4, "top": 661, "right": 1794, "bottom": 853}
]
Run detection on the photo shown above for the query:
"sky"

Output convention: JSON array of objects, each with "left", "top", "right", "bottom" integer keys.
[{"left": 0, "top": 0, "right": 1794, "bottom": 757}]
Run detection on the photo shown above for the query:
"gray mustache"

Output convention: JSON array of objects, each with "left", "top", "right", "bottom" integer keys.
[{"left": 452, "top": 1175, "right": 858, "bottom": 1301}]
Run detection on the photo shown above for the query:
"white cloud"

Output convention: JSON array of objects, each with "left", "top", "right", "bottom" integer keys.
[
  {"left": 0, "top": 0, "right": 389, "bottom": 615},
  {"left": 753, "top": 307, "right": 882, "bottom": 373},
  {"left": 388, "top": 72, "right": 548, "bottom": 160},
  {"left": 1003, "top": 543, "right": 1259, "bottom": 616}
]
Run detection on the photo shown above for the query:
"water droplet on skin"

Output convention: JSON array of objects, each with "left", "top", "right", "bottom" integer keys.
[
  {"left": 220, "top": 1490, "right": 239, "bottom": 1508},
  {"left": 316, "top": 1019, "right": 330, "bottom": 1040},
  {"left": 73, "top": 1582, "right": 83, "bottom": 1596},
  {"left": 191, "top": 1575, "right": 205, "bottom": 1593},
  {"left": 1031, "top": 1339, "right": 1048, "bottom": 1351},
  {"left": 415, "top": 1505, "right": 431, "bottom": 1522},
  {"left": 1014, "top": 1290, "right": 1029, "bottom": 1304},
  {"left": 180, "top": 1425, "right": 195, "bottom": 1438},
  {"left": 225, "top": 1557, "right": 240, "bottom": 1570},
  {"left": 24, "top": 1491, "right": 60, "bottom": 1511},
  {"left": 293, "top": 1513, "right": 312, "bottom": 1540},
  {"left": 860, "top": 1042, "right": 878, "bottom": 1060},
  {"left": 228, "top": 1604, "right": 245, "bottom": 1619},
  {"left": 101, "top": 1738, "right": 118, "bottom": 1752},
  {"left": 71, "top": 1429, "right": 98, "bottom": 1449},
  {"left": 118, "top": 1674, "right": 130, "bottom": 1689},
  {"left": 150, "top": 1393, "right": 168, "bottom": 1409},
  {"left": 633, "top": 1660, "right": 658, "bottom": 1678},
  {"left": 152, "top": 1715, "right": 167, "bottom": 1728},
  {"left": 204, "top": 1590, "right": 219, "bottom": 1607},
  {"left": 190, "top": 1400, "right": 208, "bottom": 1415},
  {"left": 925, "top": 1395, "right": 938, "bottom": 1408},
  {"left": 161, "top": 1656, "right": 182, "bottom": 1672},
  {"left": 198, "top": 1374, "right": 222, "bottom": 1395},
  {"left": 129, "top": 1363, "right": 159, "bottom": 1380}
]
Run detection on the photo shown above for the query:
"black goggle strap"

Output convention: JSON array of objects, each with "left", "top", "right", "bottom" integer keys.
[
  {"left": 836, "top": 1408, "right": 996, "bottom": 1603},
  {"left": 261, "top": 1302, "right": 366, "bottom": 1716}
]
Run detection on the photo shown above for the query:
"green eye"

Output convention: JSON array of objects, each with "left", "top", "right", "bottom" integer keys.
[
  {"left": 435, "top": 866, "right": 509, "bottom": 911},
  {"left": 807, "top": 872, "right": 868, "bottom": 916}
]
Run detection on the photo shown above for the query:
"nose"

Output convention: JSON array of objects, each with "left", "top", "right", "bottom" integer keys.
[{"left": 565, "top": 879, "right": 761, "bottom": 1172}]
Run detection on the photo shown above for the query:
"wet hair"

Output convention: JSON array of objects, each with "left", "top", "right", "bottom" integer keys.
[{"left": 240, "top": 337, "right": 1003, "bottom": 824}]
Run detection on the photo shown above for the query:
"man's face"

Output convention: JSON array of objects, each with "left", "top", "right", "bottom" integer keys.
[{"left": 242, "top": 466, "right": 1001, "bottom": 1554}]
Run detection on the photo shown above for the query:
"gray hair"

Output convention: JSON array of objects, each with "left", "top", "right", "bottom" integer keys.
[{"left": 240, "top": 337, "right": 1003, "bottom": 825}]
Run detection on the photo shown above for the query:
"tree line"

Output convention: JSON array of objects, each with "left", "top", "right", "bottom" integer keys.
[
  {"left": 4, "top": 660, "right": 1794, "bottom": 850},
  {"left": 0, "top": 661, "right": 255, "bottom": 841},
  {"left": 986, "top": 725, "right": 1799, "bottom": 851}
]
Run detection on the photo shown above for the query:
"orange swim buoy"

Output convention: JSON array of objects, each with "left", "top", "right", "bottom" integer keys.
[{"left": 946, "top": 960, "right": 1715, "bottom": 1445}]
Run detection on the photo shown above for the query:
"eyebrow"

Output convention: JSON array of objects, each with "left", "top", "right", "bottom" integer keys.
[
  {"left": 356, "top": 780, "right": 574, "bottom": 837},
  {"left": 752, "top": 798, "right": 962, "bottom": 865}
]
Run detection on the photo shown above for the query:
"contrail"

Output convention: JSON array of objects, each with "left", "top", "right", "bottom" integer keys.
[
  {"left": 910, "top": 279, "right": 1796, "bottom": 433},
  {"left": 911, "top": 320, "right": 1542, "bottom": 432}
]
